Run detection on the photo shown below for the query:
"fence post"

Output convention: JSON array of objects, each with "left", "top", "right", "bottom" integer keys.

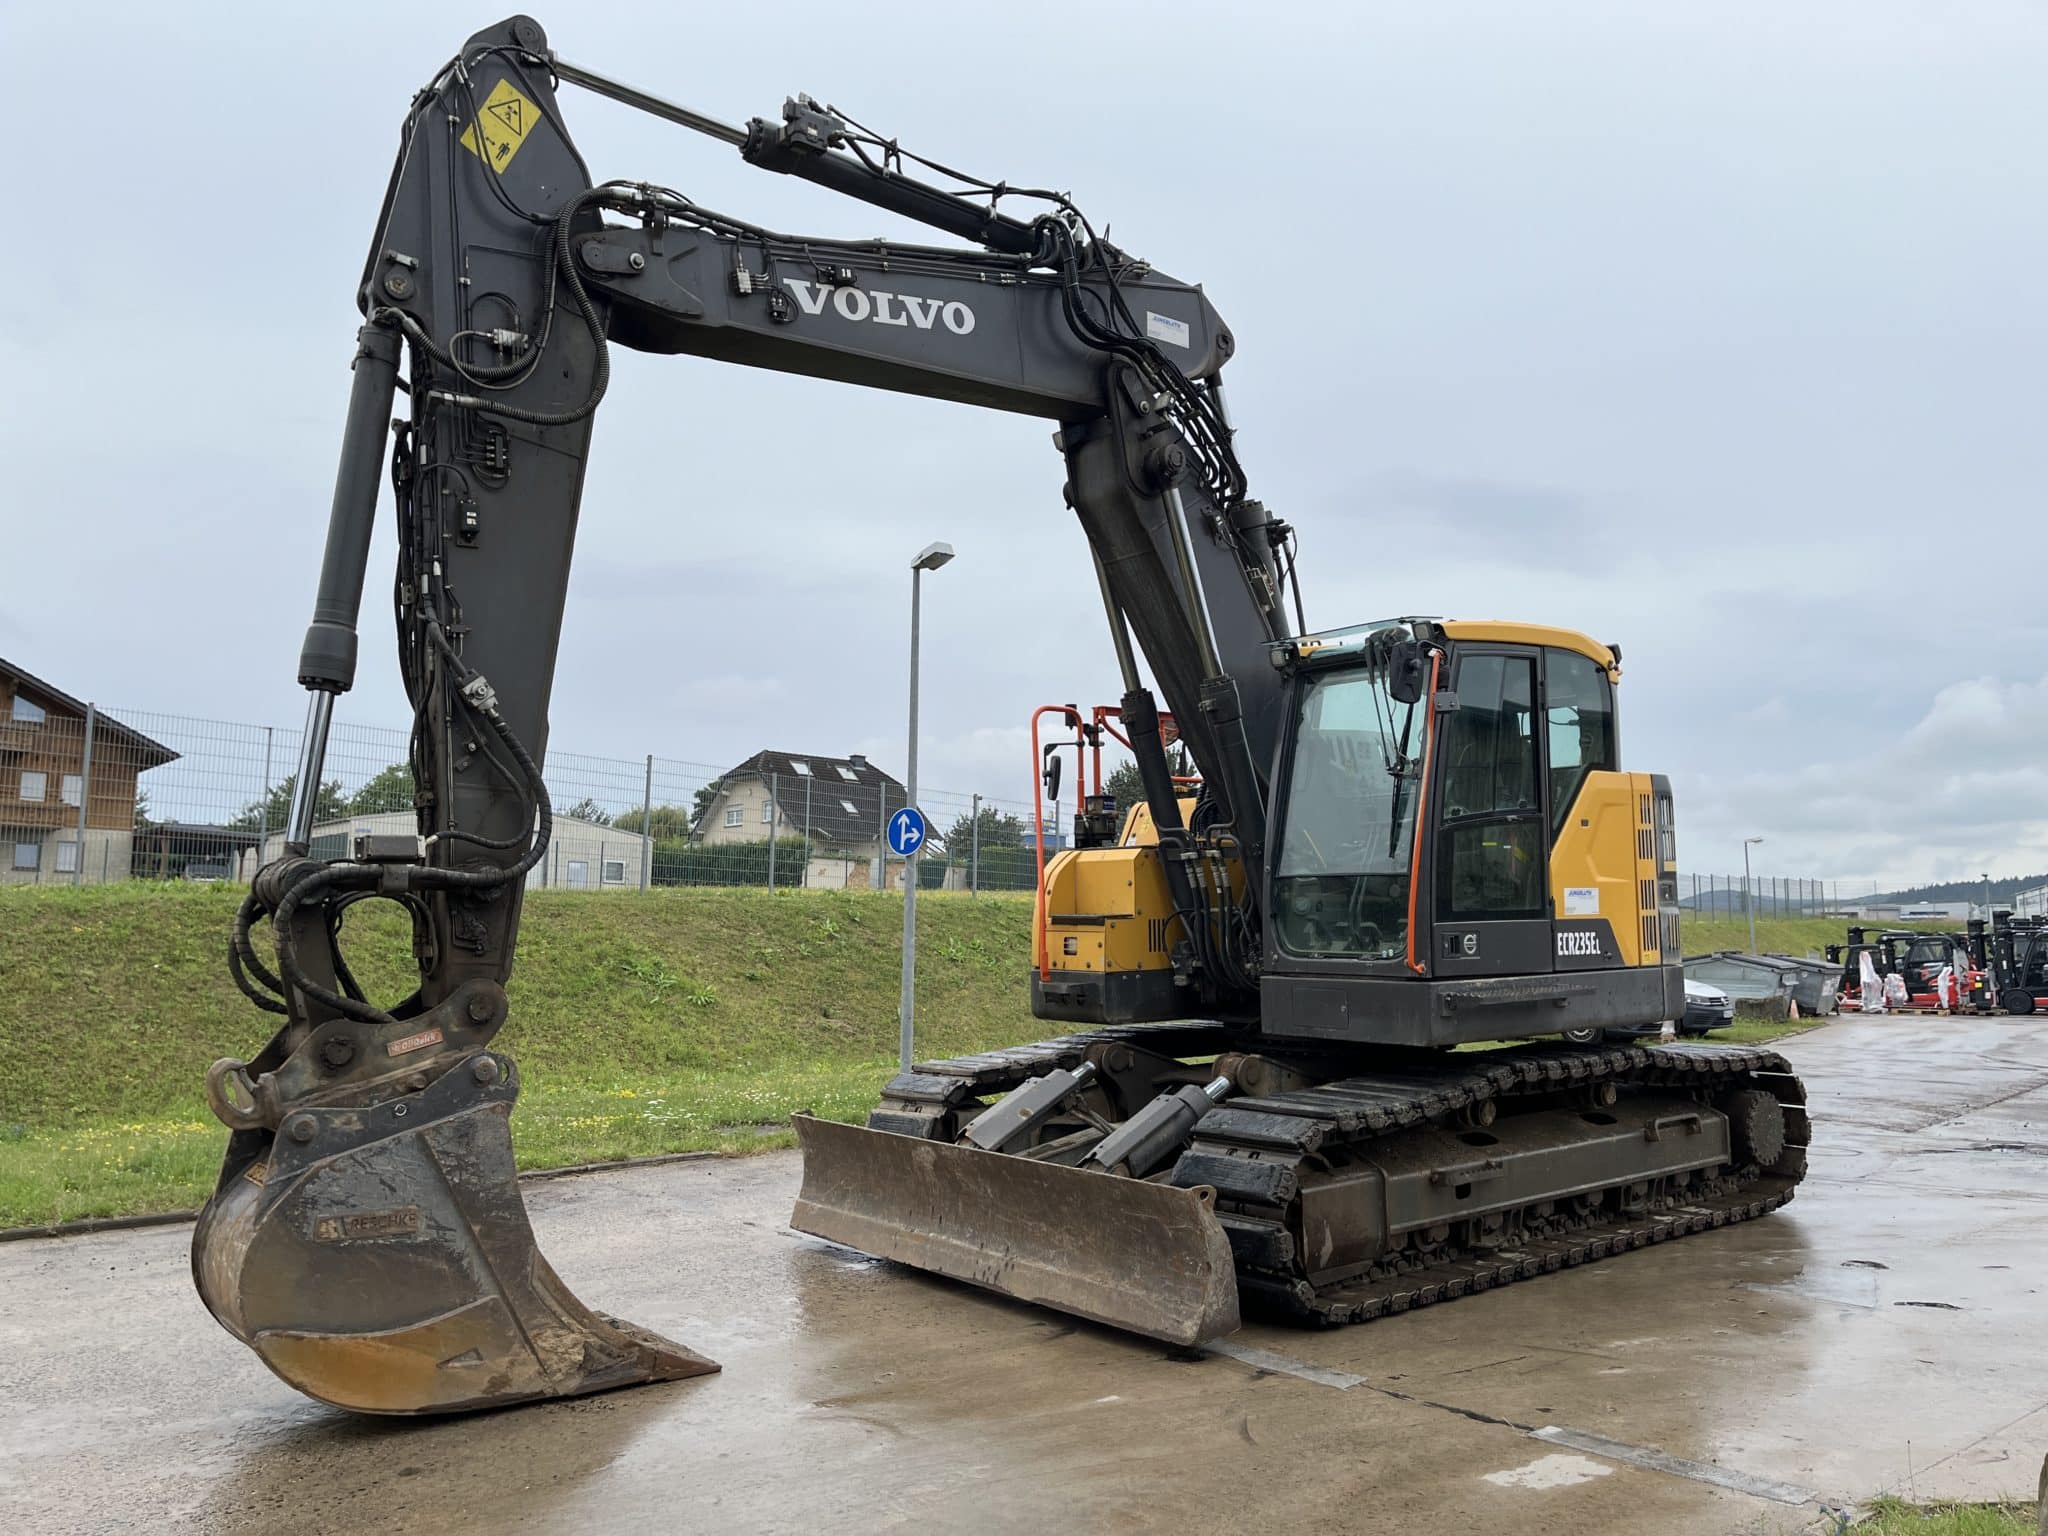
[
  {"left": 802, "top": 774, "right": 813, "bottom": 888},
  {"left": 877, "top": 784, "right": 889, "bottom": 891},
  {"left": 72, "top": 703, "right": 95, "bottom": 886},
  {"left": 970, "top": 792, "right": 980, "bottom": 897},
  {"left": 767, "top": 771, "right": 779, "bottom": 892},
  {"left": 639, "top": 754, "right": 653, "bottom": 892},
  {"left": 253, "top": 724, "right": 275, "bottom": 884}
]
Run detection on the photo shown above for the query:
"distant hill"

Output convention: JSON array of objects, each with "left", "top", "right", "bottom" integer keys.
[
  {"left": 1863, "top": 875, "right": 2048, "bottom": 906},
  {"left": 1678, "top": 873, "right": 2047, "bottom": 914}
]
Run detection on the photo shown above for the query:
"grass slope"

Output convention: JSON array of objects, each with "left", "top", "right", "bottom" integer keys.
[
  {"left": 0, "top": 888, "right": 1856, "bottom": 1226},
  {"left": 0, "top": 884, "right": 1043, "bottom": 1225}
]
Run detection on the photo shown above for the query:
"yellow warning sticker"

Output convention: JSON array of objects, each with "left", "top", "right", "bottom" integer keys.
[{"left": 459, "top": 77, "right": 538, "bottom": 174}]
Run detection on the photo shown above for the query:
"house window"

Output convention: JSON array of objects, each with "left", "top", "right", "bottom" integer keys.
[
  {"left": 601, "top": 859, "right": 626, "bottom": 885},
  {"left": 566, "top": 859, "right": 590, "bottom": 889},
  {"left": 55, "top": 840, "right": 78, "bottom": 874},
  {"left": 762, "top": 802, "right": 774, "bottom": 824},
  {"left": 12, "top": 841, "right": 37, "bottom": 870},
  {"left": 19, "top": 770, "right": 46, "bottom": 803},
  {"left": 723, "top": 807, "right": 744, "bottom": 827},
  {"left": 61, "top": 774, "right": 83, "bottom": 807},
  {"left": 840, "top": 798, "right": 859, "bottom": 815},
  {"left": 835, "top": 765, "right": 860, "bottom": 782},
  {"left": 789, "top": 759, "right": 812, "bottom": 776},
  {"left": 11, "top": 696, "right": 44, "bottom": 724}
]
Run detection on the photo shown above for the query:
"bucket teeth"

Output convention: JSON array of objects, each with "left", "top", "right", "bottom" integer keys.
[{"left": 192, "top": 1054, "right": 717, "bottom": 1415}]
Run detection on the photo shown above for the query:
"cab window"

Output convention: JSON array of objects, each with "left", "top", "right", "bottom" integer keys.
[
  {"left": 1437, "top": 654, "right": 1543, "bottom": 920},
  {"left": 1545, "top": 648, "right": 1616, "bottom": 835}
]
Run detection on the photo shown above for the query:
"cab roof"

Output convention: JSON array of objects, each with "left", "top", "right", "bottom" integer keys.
[{"left": 1437, "top": 621, "right": 1615, "bottom": 671}]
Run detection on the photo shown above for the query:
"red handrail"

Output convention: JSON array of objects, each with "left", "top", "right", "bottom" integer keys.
[
  {"left": 1404, "top": 652, "right": 1442, "bottom": 975},
  {"left": 1029, "top": 704, "right": 1082, "bottom": 980}
]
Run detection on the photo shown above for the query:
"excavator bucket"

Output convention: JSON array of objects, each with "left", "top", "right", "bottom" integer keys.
[
  {"left": 789, "top": 1113, "right": 1240, "bottom": 1346},
  {"left": 192, "top": 1054, "right": 716, "bottom": 1415}
]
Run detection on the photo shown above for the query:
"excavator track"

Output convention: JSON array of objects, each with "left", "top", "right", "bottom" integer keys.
[{"left": 861, "top": 1029, "right": 1808, "bottom": 1331}]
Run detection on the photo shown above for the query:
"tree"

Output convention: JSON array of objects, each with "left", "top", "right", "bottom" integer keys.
[
  {"left": 1104, "top": 760, "right": 1144, "bottom": 814},
  {"left": 1101, "top": 748, "right": 1193, "bottom": 815},
  {"left": 613, "top": 803, "right": 696, "bottom": 839},
  {"left": 231, "top": 773, "right": 344, "bottom": 833},
  {"left": 690, "top": 778, "right": 724, "bottom": 827},
  {"left": 349, "top": 761, "right": 416, "bottom": 816},
  {"left": 133, "top": 788, "right": 154, "bottom": 833},
  {"left": 946, "top": 804, "right": 1026, "bottom": 855},
  {"left": 558, "top": 796, "right": 612, "bottom": 826}
]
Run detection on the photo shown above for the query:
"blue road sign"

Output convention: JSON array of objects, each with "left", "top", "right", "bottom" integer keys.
[{"left": 886, "top": 806, "right": 928, "bottom": 858}]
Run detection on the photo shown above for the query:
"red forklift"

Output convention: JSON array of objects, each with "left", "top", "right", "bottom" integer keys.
[{"left": 1829, "top": 925, "right": 1984, "bottom": 1013}]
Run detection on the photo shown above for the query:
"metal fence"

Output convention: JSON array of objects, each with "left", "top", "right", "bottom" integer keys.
[
  {"left": 1, "top": 700, "right": 1051, "bottom": 895},
  {"left": 0, "top": 694, "right": 1940, "bottom": 913},
  {"left": 1676, "top": 875, "right": 1870, "bottom": 919}
]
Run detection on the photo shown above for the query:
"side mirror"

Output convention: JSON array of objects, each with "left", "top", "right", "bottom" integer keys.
[
  {"left": 1042, "top": 749, "right": 1063, "bottom": 804},
  {"left": 1386, "top": 640, "right": 1427, "bottom": 705}
]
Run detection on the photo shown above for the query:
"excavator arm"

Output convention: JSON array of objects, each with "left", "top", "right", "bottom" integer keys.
[{"left": 197, "top": 14, "right": 1299, "bottom": 1414}]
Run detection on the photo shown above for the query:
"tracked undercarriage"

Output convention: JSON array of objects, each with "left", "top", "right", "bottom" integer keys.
[{"left": 792, "top": 1024, "right": 1808, "bottom": 1343}]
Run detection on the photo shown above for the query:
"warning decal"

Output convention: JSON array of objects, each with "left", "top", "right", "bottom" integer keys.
[{"left": 459, "top": 77, "right": 539, "bottom": 174}]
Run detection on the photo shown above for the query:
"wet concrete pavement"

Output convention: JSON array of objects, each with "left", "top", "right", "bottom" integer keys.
[{"left": 3, "top": 1014, "right": 2044, "bottom": 1535}]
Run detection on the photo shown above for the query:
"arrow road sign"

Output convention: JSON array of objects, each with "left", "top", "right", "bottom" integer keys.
[{"left": 886, "top": 807, "right": 927, "bottom": 858}]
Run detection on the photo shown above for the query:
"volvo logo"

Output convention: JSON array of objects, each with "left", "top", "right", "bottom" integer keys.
[{"left": 780, "top": 278, "right": 976, "bottom": 335}]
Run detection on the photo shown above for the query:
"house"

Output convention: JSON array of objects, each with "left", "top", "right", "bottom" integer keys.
[
  {"left": 2, "top": 658, "right": 178, "bottom": 885},
  {"left": 693, "top": 750, "right": 919, "bottom": 890},
  {"left": 254, "top": 811, "right": 643, "bottom": 891}
]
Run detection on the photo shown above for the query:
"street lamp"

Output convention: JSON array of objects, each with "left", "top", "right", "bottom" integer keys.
[
  {"left": 1983, "top": 872, "right": 1993, "bottom": 921},
  {"left": 1743, "top": 836, "right": 1764, "bottom": 955},
  {"left": 899, "top": 541, "right": 955, "bottom": 1072}
]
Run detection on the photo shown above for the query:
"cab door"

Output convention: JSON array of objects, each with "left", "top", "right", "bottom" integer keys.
[{"left": 1430, "top": 647, "right": 1552, "bottom": 978}]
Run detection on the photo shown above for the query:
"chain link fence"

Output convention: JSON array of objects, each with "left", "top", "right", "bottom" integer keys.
[
  {"left": 1677, "top": 874, "right": 1862, "bottom": 919},
  {"left": 0, "top": 694, "right": 1048, "bottom": 895},
  {"left": 5, "top": 688, "right": 1942, "bottom": 914}
]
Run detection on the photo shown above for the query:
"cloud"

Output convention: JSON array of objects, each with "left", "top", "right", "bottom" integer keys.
[
  {"left": 1680, "top": 673, "right": 2048, "bottom": 884},
  {"left": 4, "top": 1, "right": 2043, "bottom": 896}
]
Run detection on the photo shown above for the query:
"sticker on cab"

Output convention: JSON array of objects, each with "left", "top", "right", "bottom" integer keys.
[{"left": 1563, "top": 886, "right": 1600, "bottom": 917}]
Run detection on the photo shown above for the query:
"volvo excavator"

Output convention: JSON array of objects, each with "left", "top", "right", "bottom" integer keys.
[{"left": 196, "top": 15, "right": 1810, "bottom": 1416}]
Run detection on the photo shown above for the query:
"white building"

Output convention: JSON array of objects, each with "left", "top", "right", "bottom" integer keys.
[{"left": 253, "top": 812, "right": 645, "bottom": 891}]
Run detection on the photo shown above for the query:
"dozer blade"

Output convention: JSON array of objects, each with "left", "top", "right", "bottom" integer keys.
[
  {"left": 789, "top": 1113, "right": 1240, "bottom": 1347},
  {"left": 192, "top": 1053, "right": 716, "bottom": 1415}
]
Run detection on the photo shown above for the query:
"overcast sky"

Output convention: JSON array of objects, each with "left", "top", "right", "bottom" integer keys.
[{"left": 4, "top": 2, "right": 2043, "bottom": 886}]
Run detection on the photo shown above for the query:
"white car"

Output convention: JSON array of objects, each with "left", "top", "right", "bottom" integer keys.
[{"left": 1562, "top": 980, "right": 1734, "bottom": 1045}]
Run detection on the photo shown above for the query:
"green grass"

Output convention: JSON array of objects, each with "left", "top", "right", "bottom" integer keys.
[
  {"left": 0, "top": 888, "right": 1873, "bottom": 1228},
  {"left": 1679, "top": 911, "right": 1872, "bottom": 960},
  {"left": 0, "top": 883, "right": 1044, "bottom": 1226},
  {"left": 1854, "top": 1496, "right": 2036, "bottom": 1534}
]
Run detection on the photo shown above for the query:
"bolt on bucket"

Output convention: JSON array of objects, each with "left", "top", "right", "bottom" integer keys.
[
  {"left": 193, "top": 1051, "right": 716, "bottom": 1415},
  {"left": 789, "top": 1112, "right": 1241, "bottom": 1346}
]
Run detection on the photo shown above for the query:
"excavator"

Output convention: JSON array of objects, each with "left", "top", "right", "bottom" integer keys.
[{"left": 196, "top": 15, "right": 1811, "bottom": 1416}]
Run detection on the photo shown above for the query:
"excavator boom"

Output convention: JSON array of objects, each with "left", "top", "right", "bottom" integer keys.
[{"left": 198, "top": 13, "right": 1289, "bottom": 1413}]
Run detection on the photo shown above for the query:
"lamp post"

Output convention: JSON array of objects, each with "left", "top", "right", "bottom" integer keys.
[
  {"left": 899, "top": 541, "right": 955, "bottom": 1072},
  {"left": 1982, "top": 872, "right": 1993, "bottom": 921},
  {"left": 1743, "top": 836, "right": 1764, "bottom": 955}
]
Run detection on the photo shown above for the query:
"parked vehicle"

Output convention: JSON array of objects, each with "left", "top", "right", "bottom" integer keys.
[
  {"left": 1830, "top": 926, "right": 1981, "bottom": 1013},
  {"left": 1562, "top": 979, "right": 1734, "bottom": 1044}
]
